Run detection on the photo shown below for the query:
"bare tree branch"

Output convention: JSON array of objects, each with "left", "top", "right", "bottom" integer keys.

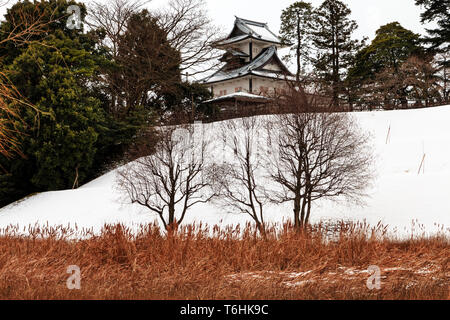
[
  {"left": 157, "top": 0, "right": 223, "bottom": 78},
  {"left": 210, "top": 116, "right": 270, "bottom": 235},
  {"left": 266, "top": 94, "right": 374, "bottom": 230},
  {"left": 117, "top": 119, "right": 213, "bottom": 232},
  {"left": 0, "top": 2, "right": 59, "bottom": 157}
]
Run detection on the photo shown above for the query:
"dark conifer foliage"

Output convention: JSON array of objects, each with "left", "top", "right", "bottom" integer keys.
[
  {"left": 415, "top": 0, "right": 450, "bottom": 54},
  {"left": 311, "top": 0, "right": 365, "bottom": 107}
]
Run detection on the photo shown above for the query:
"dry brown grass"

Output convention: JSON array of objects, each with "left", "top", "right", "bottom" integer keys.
[{"left": 0, "top": 221, "right": 448, "bottom": 300}]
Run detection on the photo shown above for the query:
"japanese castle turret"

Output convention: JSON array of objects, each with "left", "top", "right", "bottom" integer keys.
[{"left": 200, "top": 17, "right": 294, "bottom": 103}]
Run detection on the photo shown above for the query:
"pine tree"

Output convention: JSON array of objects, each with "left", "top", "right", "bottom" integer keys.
[
  {"left": 311, "top": 0, "right": 364, "bottom": 107},
  {"left": 349, "top": 22, "right": 424, "bottom": 80},
  {"left": 347, "top": 22, "right": 426, "bottom": 108},
  {"left": 415, "top": 0, "right": 450, "bottom": 55},
  {"left": 279, "top": 1, "right": 314, "bottom": 82},
  {"left": 416, "top": 0, "right": 450, "bottom": 102}
]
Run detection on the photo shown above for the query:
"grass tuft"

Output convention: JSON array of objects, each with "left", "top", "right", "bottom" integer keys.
[{"left": 0, "top": 221, "right": 448, "bottom": 300}]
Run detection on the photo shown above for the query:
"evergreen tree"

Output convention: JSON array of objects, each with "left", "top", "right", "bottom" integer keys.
[
  {"left": 415, "top": 0, "right": 450, "bottom": 55},
  {"left": 350, "top": 22, "right": 424, "bottom": 79},
  {"left": 114, "top": 9, "right": 181, "bottom": 117},
  {"left": 347, "top": 22, "right": 426, "bottom": 108},
  {"left": 311, "top": 0, "right": 364, "bottom": 107},
  {"left": 416, "top": 0, "right": 450, "bottom": 102},
  {"left": 0, "top": 1, "right": 197, "bottom": 207},
  {"left": 90, "top": 9, "right": 184, "bottom": 177},
  {"left": 279, "top": 1, "right": 314, "bottom": 82},
  {"left": 0, "top": 0, "right": 109, "bottom": 206}
]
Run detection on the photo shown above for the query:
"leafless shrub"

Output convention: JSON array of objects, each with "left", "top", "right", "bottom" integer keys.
[
  {"left": 266, "top": 101, "right": 373, "bottom": 231},
  {"left": 210, "top": 116, "right": 270, "bottom": 235},
  {"left": 401, "top": 55, "right": 442, "bottom": 107},
  {"left": 116, "top": 121, "right": 213, "bottom": 232}
]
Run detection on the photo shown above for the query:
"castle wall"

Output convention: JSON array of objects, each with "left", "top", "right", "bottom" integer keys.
[
  {"left": 210, "top": 76, "right": 288, "bottom": 97},
  {"left": 211, "top": 78, "right": 249, "bottom": 97}
]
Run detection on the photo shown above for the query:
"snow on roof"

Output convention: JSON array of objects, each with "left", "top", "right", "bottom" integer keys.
[
  {"left": 235, "top": 17, "right": 281, "bottom": 44},
  {"left": 215, "top": 34, "right": 250, "bottom": 46},
  {"left": 220, "top": 49, "right": 250, "bottom": 61},
  {"left": 200, "top": 46, "right": 292, "bottom": 84},
  {"left": 215, "top": 17, "right": 282, "bottom": 46},
  {"left": 204, "top": 92, "right": 270, "bottom": 103},
  {"left": 252, "top": 70, "right": 296, "bottom": 82}
]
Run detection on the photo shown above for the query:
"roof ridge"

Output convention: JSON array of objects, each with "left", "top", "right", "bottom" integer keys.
[
  {"left": 234, "top": 16, "right": 281, "bottom": 43},
  {"left": 199, "top": 46, "right": 278, "bottom": 83},
  {"left": 241, "top": 46, "right": 276, "bottom": 73},
  {"left": 235, "top": 16, "right": 267, "bottom": 27}
]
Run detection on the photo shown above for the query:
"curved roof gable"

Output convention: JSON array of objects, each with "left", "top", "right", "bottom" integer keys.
[
  {"left": 214, "top": 17, "right": 282, "bottom": 47},
  {"left": 234, "top": 17, "right": 281, "bottom": 44},
  {"left": 200, "top": 46, "right": 293, "bottom": 84}
]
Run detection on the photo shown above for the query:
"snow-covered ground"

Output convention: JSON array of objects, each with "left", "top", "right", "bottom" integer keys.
[{"left": 1, "top": 106, "right": 449, "bottom": 238}]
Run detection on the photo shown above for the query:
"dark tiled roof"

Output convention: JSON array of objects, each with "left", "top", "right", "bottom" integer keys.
[
  {"left": 214, "top": 17, "right": 282, "bottom": 46},
  {"left": 200, "top": 46, "right": 293, "bottom": 84}
]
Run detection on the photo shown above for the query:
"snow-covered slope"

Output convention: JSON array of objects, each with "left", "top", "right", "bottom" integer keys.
[{"left": 1, "top": 106, "right": 450, "bottom": 237}]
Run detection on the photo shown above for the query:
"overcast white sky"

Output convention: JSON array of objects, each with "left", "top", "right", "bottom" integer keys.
[
  {"left": 147, "top": 0, "right": 435, "bottom": 75},
  {"left": 0, "top": 0, "right": 436, "bottom": 76},
  {"left": 149, "top": 0, "right": 434, "bottom": 41},
  {"left": 0, "top": 0, "right": 434, "bottom": 41}
]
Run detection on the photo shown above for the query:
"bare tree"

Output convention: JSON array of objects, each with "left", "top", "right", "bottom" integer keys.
[
  {"left": 88, "top": 0, "right": 220, "bottom": 116},
  {"left": 0, "top": 2, "right": 58, "bottom": 157},
  {"left": 401, "top": 55, "right": 441, "bottom": 107},
  {"left": 158, "top": 0, "right": 223, "bottom": 78},
  {"left": 117, "top": 121, "right": 212, "bottom": 232},
  {"left": 211, "top": 116, "right": 269, "bottom": 235},
  {"left": 266, "top": 101, "right": 373, "bottom": 231},
  {"left": 87, "top": 0, "right": 150, "bottom": 57},
  {"left": 359, "top": 55, "right": 443, "bottom": 110},
  {"left": 0, "top": 1, "right": 57, "bottom": 46},
  {"left": 87, "top": 0, "right": 150, "bottom": 115}
]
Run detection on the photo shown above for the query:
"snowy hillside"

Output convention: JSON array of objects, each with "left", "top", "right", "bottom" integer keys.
[{"left": 1, "top": 106, "right": 450, "bottom": 238}]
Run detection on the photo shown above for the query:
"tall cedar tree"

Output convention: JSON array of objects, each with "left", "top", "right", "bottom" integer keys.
[
  {"left": 416, "top": 0, "right": 450, "bottom": 102},
  {"left": 114, "top": 10, "right": 212, "bottom": 122},
  {"left": 311, "top": 0, "right": 364, "bottom": 107},
  {"left": 279, "top": 1, "right": 314, "bottom": 82},
  {"left": 89, "top": 0, "right": 218, "bottom": 118},
  {"left": 415, "top": 0, "right": 450, "bottom": 56},
  {"left": 116, "top": 9, "right": 181, "bottom": 116},
  {"left": 0, "top": 0, "right": 109, "bottom": 206}
]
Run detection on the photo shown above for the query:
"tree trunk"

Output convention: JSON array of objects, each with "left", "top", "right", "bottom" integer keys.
[
  {"left": 256, "top": 222, "right": 266, "bottom": 239},
  {"left": 168, "top": 197, "right": 176, "bottom": 231},
  {"left": 296, "top": 13, "right": 301, "bottom": 82},
  {"left": 293, "top": 195, "right": 301, "bottom": 230},
  {"left": 305, "top": 191, "right": 312, "bottom": 227},
  {"left": 300, "top": 195, "right": 307, "bottom": 229}
]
